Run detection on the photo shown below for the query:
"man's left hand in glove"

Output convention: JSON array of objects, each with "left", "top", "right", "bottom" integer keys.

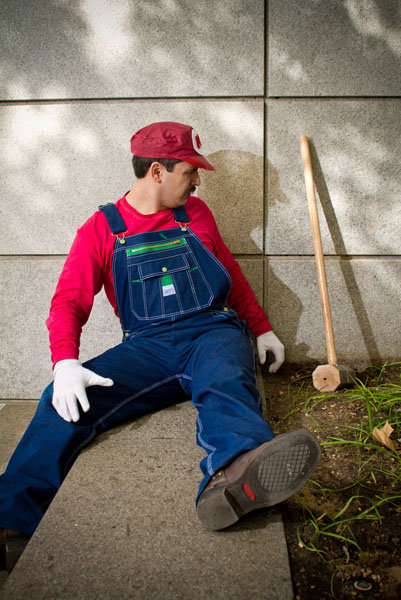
[{"left": 256, "top": 331, "right": 285, "bottom": 373}]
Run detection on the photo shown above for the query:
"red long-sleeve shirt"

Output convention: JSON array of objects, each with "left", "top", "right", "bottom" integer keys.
[{"left": 46, "top": 195, "right": 272, "bottom": 366}]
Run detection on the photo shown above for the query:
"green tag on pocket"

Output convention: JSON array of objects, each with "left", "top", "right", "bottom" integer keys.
[{"left": 161, "top": 274, "right": 175, "bottom": 296}]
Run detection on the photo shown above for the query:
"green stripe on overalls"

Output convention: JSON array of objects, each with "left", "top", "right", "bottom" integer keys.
[{"left": 126, "top": 239, "right": 186, "bottom": 257}]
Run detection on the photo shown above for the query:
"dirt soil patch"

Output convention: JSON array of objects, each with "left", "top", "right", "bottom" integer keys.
[{"left": 261, "top": 362, "right": 401, "bottom": 600}]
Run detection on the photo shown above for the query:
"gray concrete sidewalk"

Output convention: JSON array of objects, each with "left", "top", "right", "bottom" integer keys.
[{"left": 1, "top": 401, "right": 294, "bottom": 600}]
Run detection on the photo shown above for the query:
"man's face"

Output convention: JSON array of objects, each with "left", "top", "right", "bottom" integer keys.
[{"left": 159, "top": 161, "right": 201, "bottom": 209}]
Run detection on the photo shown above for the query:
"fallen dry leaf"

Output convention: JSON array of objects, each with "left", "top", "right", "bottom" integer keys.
[{"left": 372, "top": 421, "right": 398, "bottom": 452}]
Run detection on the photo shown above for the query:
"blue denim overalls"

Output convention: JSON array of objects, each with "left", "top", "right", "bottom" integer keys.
[{"left": 0, "top": 204, "right": 274, "bottom": 535}]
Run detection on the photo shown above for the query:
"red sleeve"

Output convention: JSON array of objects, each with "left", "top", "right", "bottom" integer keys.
[
  {"left": 46, "top": 218, "right": 104, "bottom": 367},
  {"left": 200, "top": 204, "right": 273, "bottom": 337}
]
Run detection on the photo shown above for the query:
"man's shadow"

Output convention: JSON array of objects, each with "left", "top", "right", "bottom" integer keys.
[{"left": 201, "top": 150, "right": 309, "bottom": 362}]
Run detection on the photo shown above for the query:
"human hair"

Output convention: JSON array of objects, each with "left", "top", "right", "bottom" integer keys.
[{"left": 132, "top": 155, "right": 182, "bottom": 178}]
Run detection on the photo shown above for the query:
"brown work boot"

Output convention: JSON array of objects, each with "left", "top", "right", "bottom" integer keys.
[
  {"left": 0, "top": 528, "right": 30, "bottom": 573},
  {"left": 196, "top": 429, "right": 321, "bottom": 530}
]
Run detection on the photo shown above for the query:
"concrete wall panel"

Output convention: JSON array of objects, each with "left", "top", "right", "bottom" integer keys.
[
  {"left": 0, "top": 0, "right": 264, "bottom": 100},
  {"left": 265, "top": 258, "right": 401, "bottom": 365},
  {"left": 0, "top": 258, "right": 121, "bottom": 399},
  {"left": 268, "top": 0, "right": 401, "bottom": 97},
  {"left": 237, "top": 258, "right": 264, "bottom": 307},
  {"left": 0, "top": 100, "right": 263, "bottom": 255},
  {"left": 266, "top": 99, "right": 401, "bottom": 255}
]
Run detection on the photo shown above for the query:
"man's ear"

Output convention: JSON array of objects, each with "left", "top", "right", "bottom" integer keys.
[{"left": 150, "top": 161, "right": 163, "bottom": 183}]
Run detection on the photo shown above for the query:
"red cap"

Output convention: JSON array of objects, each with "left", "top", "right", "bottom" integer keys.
[{"left": 130, "top": 121, "right": 215, "bottom": 171}]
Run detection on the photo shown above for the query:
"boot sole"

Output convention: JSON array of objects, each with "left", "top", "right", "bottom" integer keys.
[{"left": 197, "top": 429, "right": 321, "bottom": 531}]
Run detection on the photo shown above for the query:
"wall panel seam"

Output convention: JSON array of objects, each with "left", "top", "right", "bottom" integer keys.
[
  {"left": 0, "top": 96, "right": 266, "bottom": 106},
  {"left": 265, "top": 96, "right": 400, "bottom": 101},
  {"left": 2, "top": 97, "right": 400, "bottom": 106}
]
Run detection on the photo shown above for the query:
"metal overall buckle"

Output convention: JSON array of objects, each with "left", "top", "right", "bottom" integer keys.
[
  {"left": 113, "top": 233, "right": 126, "bottom": 245},
  {"left": 175, "top": 221, "right": 190, "bottom": 232}
]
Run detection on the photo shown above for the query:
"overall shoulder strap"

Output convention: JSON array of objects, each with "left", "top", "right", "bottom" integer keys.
[
  {"left": 173, "top": 206, "right": 190, "bottom": 223},
  {"left": 98, "top": 203, "right": 127, "bottom": 234}
]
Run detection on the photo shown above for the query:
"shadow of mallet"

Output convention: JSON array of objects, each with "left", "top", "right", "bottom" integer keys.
[{"left": 300, "top": 136, "right": 355, "bottom": 392}]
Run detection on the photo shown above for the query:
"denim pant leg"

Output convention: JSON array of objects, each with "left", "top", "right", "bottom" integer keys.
[
  {"left": 180, "top": 314, "right": 275, "bottom": 499},
  {"left": 0, "top": 336, "right": 186, "bottom": 535}
]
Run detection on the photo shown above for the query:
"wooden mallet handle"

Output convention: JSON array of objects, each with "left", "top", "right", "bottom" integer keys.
[{"left": 300, "top": 136, "right": 337, "bottom": 365}]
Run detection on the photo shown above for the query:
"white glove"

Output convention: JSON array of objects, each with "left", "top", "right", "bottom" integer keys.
[
  {"left": 52, "top": 359, "right": 114, "bottom": 423},
  {"left": 256, "top": 331, "right": 285, "bottom": 373}
]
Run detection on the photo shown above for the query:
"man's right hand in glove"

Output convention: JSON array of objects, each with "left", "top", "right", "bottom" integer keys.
[{"left": 52, "top": 359, "right": 114, "bottom": 423}]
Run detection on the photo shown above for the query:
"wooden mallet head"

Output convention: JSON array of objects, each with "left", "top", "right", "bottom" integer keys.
[{"left": 312, "top": 364, "right": 355, "bottom": 392}]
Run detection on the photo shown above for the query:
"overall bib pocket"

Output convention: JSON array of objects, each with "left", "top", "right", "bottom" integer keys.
[{"left": 127, "top": 243, "right": 214, "bottom": 320}]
